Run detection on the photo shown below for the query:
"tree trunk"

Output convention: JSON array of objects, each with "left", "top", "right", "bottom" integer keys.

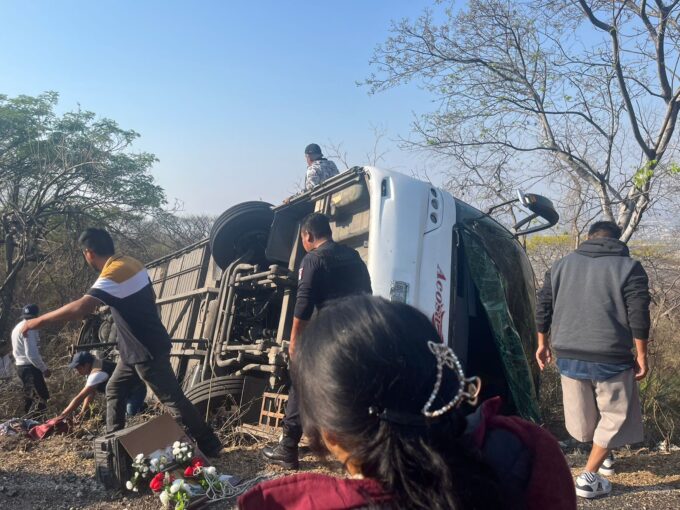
[
  {"left": 0, "top": 233, "right": 25, "bottom": 341},
  {"left": 0, "top": 267, "right": 21, "bottom": 341}
]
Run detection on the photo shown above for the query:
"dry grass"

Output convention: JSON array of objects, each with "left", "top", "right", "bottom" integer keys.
[{"left": 0, "top": 330, "right": 83, "bottom": 422}]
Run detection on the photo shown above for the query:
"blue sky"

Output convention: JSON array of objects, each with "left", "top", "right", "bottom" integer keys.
[{"left": 1, "top": 0, "right": 441, "bottom": 214}]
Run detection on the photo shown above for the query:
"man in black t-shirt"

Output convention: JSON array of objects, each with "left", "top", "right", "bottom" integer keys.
[{"left": 263, "top": 213, "right": 372, "bottom": 469}]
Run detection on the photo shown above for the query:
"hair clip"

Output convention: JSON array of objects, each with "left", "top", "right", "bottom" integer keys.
[
  {"left": 368, "top": 406, "right": 427, "bottom": 428},
  {"left": 422, "top": 341, "right": 481, "bottom": 418}
]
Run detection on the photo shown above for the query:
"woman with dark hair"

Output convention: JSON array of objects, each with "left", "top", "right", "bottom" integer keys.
[{"left": 239, "top": 296, "right": 575, "bottom": 510}]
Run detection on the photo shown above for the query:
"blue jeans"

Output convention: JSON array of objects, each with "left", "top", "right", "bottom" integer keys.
[{"left": 126, "top": 382, "right": 147, "bottom": 416}]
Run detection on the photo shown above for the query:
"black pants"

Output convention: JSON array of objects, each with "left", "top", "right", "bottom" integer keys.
[
  {"left": 282, "top": 383, "right": 302, "bottom": 445},
  {"left": 106, "top": 355, "right": 219, "bottom": 451},
  {"left": 17, "top": 365, "right": 49, "bottom": 417}
]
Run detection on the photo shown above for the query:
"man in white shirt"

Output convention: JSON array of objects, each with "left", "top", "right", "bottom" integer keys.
[
  {"left": 12, "top": 304, "right": 50, "bottom": 417},
  {"left": 58, "top": 351, "right": 146, "bottom": 421}
]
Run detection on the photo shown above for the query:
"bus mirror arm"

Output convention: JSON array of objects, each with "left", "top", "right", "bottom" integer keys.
[
  {"left": 512, "top": 190, "right": 559, "bottom": 237},
  {"left": 486, "top": 190, "right": 560, "bottom": 237}
]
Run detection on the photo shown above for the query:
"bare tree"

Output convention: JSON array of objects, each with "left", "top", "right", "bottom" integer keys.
[
  {"left": 326, "top": 124, "right": 391, "bottom": 170},
  {"left": 120, "top": 209, "right": 215, "bottom": 261},
  {"left": 366, "top": 0, "right": 680, "bottom": 240},
  {"left": 325, "top": 141, "right": 351, "bottom": 170}
]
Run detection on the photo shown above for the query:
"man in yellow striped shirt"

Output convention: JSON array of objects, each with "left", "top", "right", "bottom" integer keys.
[{"left": 23, "top": 228, "right": 221, "bottom": 457}]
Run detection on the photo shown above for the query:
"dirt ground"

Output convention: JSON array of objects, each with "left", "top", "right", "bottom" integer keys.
[
  {"left": 0, "top": 431, "right": 678, "bottom": 510},
  {"left": 568, "top": 448, "right": 680, "bottom": 510}
]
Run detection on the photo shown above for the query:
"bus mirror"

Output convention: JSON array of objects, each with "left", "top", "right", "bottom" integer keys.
[{"left": 512, "top": 191, "right": 559, "bottom": 236}]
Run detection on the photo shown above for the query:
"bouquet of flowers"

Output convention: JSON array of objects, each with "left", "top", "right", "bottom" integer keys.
[
  {"left": 127, "top": 451, "right": 172, "bottom": 492},
  {"left": 183, "top": 457, "right": 205, "bottom": 480},
  {"left": 126, "top": 453, "right": 151, "bottom": 492},
  {"left": 150, "top": 454, "right": 170, "bottom": 473},
  {"left": 151, "top": 472, "right": 200, "bottom": 510},
  {"left": 171, "top": 441, "right": 194, "bottom": 466},
  {"left": 124, "top": 440, "right": 256, "bottom": 509}
]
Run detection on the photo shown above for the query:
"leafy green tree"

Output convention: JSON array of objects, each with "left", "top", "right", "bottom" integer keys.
[
  {"left": 0, "top": 92, "right": 166, "bottom": 338},
  {"left": 366, "top": 0, "right": 680, "bottom": 240}
]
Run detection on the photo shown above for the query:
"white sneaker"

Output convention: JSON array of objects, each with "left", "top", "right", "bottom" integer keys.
[
  {"left": 598, "top": 452, "right": 615, "bottom": 476},
  {"left": 576, "top": 472, "right": 611, "bottom": 498}
]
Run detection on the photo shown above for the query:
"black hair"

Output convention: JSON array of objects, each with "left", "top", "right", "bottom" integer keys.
[
  {"left": 587, "top": 220, "right": 622, "bottom": 240},
  {"left": 300, "top": 212, "right": 332, "bottom": 239},
  {"left": 293, "top": 296, "right": 508, "bottom": 510},
  {"left": 78, "top": 228, "right": 115, "bottom": 256}
]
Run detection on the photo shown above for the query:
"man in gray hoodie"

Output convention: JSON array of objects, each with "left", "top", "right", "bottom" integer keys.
[{"left": 535, "top": 221, "right": 650, "bottom": 499}]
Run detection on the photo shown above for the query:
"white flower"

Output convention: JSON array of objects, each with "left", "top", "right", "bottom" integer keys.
[
  {"left": 142, "top": 466, "right": 149, "bottom": 473},
  {"left": 186, "top": 452, "right": 193, "bottom": 458},
  {"left": 181, "top": 446, "right": 188, "bottom": 453},
  {"left": 125, "top": 481, "right": 134, "bottom": 491},
  {"left": 173, "top": 441, "right": 180, "bottom": 449},
  {"left": 204, "top": 466, "right": 217, "bottom": 476},
  {"left": 170, "top": 479, "right": 184, "bottom": 494},
  {"left": 135, "top": 453, "right": 144, "bottom": 461},
  {"left": 159, "top": 491, "right": 170, "bottom": 506},
  {"left": 133, "top": 487, "right": 139, "bottom": 493}
]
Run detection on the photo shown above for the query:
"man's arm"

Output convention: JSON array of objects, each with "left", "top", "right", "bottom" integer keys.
[
  {"left": 288, "top": 317, "right": 309, "bottom": 360},
  {"left": 622, "top": 262, "right": 651, "bottom": 380},
  {"left": 22, "top": 295, "right": 100, "bottom": 334},
  {"left": 536, "top": 331, "right": 553, "bottom": 370},
  {"left": 76, "top": 393, "right": 95, "bottom": 420},
  {"left": 535, "top": 269, "right": 554, "bottom": 370},
  {"left": 633, "top": 338, "right": 648, "bottom": 380},
  {"left": 25, "top": 330, "right": 48, "bottom": 373},
  {"left": 623, "top": 262, "right": 651, "bottom": 341},
  {"left": 290, "top": 255, "right": 318, "bottom": 359},
  {"left": 535, "top": 269, "right": 553, "bottom": 334},
  {"left": 59, "top": 385, "right": 97, "bottom": 419}
]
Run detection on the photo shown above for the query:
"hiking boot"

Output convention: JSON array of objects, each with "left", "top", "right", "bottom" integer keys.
[
  {"left": 262, "top": 441, "right": 299, "bottom": 470},
  {"left": 598, "top": 452, "right": 615, "bottom": 476},
  {"left": 198, "top": 436, "right": 223, "bottom": 458},
  {"left": 575, "top": 472, "right": 611, "bottom": 499}
]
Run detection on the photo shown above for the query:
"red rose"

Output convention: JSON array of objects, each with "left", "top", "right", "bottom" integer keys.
[
  {"left": 184, "top": 457, "right": 204, "bottom": 477},
  {"left": 149, "top": 473, "right": 165, "bottom": 492}
]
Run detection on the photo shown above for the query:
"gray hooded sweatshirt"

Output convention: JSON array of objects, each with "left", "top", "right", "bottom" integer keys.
[{"left": 535, "top": 238, "right": 650, "bottom": 364}]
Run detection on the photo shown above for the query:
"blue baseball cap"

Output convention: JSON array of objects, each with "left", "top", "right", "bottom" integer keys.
[
  {"left": 21, "top": 304, "right": 39, "bottom": 319},
  {"left": 68, "top": 351, "right": 95, "bottom": 369}
]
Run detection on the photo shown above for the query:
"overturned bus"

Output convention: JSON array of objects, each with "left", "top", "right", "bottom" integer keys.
[{"left": 76, "top": 166, "right": 558, "bottom": 431}]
